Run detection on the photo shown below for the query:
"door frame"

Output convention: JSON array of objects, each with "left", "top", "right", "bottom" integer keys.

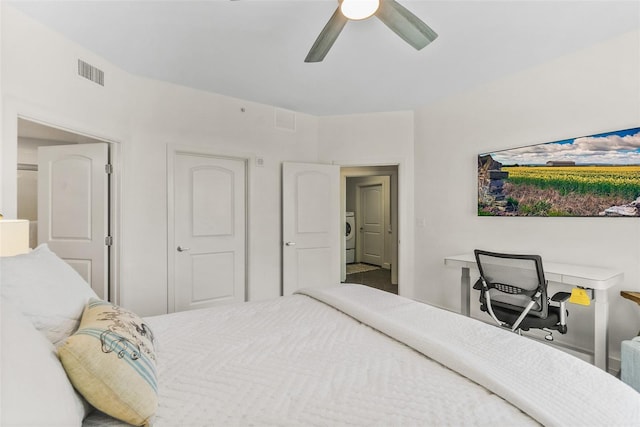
[
  {"left": 167, "top": 145, "right": 249, "bottom": 313},
  {"left": 339, "top": 162, "right": 406, "bottom": 293},
  {"left": 14, "top": 114, "right": 122, "bottom": 303}
]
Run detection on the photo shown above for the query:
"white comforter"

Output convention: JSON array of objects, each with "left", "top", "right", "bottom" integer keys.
[{"left": 84, "top": 284, "right": 640, "bottom": 426}]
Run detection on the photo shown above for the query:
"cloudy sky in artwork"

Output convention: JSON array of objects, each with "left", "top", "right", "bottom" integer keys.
[{"left": 488, "top": 128, "right": 640, "bottom": 165}]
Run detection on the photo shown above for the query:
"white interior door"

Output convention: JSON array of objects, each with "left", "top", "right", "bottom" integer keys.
[
  {"left": 358, "top": 183, "right": 384, "bottom": 266},
  {"left": 282, "top": 162, "right": 340, "bottom": 296},
  {"left": 38, "top": 143, "right": 109, "bottom": 299},
  {"left": 171, "top": 152, "right": 246, "bottom": 312}
]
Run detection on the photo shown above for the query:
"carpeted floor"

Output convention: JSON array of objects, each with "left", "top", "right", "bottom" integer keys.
[{"left": 345, "top": 264, "right": 397, "bottom": 295}]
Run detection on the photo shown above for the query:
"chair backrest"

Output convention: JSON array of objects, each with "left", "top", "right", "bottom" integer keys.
[{"left": 474, "top": 250, "right": 548, "bottom": 318}]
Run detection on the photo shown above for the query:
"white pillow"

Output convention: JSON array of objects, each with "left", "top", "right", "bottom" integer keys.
[
  {"left": 1, "top": 298, "right": 90, "bottom": 426},
  {"left": 0, "top": 244, "right": 98, "bottom": 345}
]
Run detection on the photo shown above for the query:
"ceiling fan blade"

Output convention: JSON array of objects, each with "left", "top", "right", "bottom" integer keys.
[
  {"left": 305, "top": 7, "right": 349, "bottom": 63},
  {"left": 375, "top": 0, "right": 438, "bottom": 50}
]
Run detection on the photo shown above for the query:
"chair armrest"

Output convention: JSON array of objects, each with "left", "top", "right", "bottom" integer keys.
[
  {"left": 551, "top": 292, "right": 571, "bottom": 334},
  {"left": 551, "top": 292, "right": 571, "bottom": 303}
]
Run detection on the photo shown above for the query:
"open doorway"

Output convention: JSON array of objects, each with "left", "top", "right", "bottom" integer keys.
[
  {"left": 17, "top": 118, "right": 117, "bottom": 301},
  {"left": 341, "top": 165, "right": 398, "bottom": 294}
]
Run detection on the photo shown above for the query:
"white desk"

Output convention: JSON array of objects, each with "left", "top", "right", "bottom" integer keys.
[{"left": 444, "top": 253, "right": 624, "bottom": 371}]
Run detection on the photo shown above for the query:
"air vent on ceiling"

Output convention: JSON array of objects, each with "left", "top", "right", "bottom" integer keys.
[{"left": 78, "top": 59, "right": 104, "bottom": 86}]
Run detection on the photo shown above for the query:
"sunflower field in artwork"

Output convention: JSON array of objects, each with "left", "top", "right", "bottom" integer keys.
[
  {"left": 477, "top": 127, "right": 640, "bottom": 217},
  {"left": 503, "top": 166, "right": 640, "bottom": 200}
]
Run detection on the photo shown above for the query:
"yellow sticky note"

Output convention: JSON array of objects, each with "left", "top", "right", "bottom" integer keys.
[{"left": 569, "top": 288, "right": 591, "bottom": 306}]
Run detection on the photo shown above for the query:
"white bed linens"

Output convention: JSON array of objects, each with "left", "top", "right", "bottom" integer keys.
[
  {"left": 83, "top": 284, "right": 640, "bottom": 426},
  {"left": 298, "top": 285, "right": 640, "bottom": 426}
]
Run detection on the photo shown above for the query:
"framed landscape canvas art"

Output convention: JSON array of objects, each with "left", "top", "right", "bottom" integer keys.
[{"left": 478, "top": 127, "right": 640, "bottom": 217}]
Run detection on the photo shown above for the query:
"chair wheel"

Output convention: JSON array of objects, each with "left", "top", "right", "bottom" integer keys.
[{"left": 545, "top": 334, "right": 554, "bottom": 341}]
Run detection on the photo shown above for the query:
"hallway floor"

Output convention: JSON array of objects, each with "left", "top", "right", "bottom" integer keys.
[{"left": 345, "top": 265, "right": 398, "bottom": 295}]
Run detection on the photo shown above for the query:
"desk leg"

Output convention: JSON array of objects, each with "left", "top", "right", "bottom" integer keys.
[
  {"left": 461, "top": 267, "right": 470, "bottom": 317},
  {"left": 593, "top": 288, "right": 609, "bottom": 371}
]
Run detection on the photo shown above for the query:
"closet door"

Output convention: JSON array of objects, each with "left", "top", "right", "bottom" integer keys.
[
  {"left": 357, "top": 182, "right": 385, "bottom": 266},
  {"left": 169, "top": 151, "right": 246, "bottom": 312}
]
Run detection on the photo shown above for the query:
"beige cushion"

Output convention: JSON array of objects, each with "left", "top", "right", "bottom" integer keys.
[{"left": 59, "top": 299, "right": 157, "bottom": 426}]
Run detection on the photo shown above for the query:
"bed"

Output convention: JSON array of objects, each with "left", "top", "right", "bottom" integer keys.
[{"left": 2, "top": 245, "right": 639, "bottom": 426}]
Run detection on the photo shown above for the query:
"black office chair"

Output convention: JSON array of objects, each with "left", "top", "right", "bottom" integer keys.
[{"left": 473, "top": 249, "right": 571, "bottom": 341}]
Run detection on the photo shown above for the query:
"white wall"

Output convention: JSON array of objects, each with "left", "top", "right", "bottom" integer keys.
[
  {"left": 1, "top": 5, "right": 319, "bottom": 316},
  {"left": 121, "top": 77, "right": 319, "bottom": 313},
  {"left": 0, "top": 4, "right": 3, "bottom": 205},
  {"left": 318, "top": 112, "right": 416, "bottom": 298},
  {"left": 414, "top": 29, "right": 640, "bottom": 364},
  {"left": 1, "top": 5, "right": 132, "bottom": 219}
]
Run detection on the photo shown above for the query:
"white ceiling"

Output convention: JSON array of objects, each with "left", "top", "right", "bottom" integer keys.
[{"left": 8, "top": 0, "right": 640, "bottom": 116}]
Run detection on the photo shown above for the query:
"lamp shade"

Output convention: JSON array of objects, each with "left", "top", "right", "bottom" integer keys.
[{"left": 0, "top": 220, "right": 30, "bottom": 256}]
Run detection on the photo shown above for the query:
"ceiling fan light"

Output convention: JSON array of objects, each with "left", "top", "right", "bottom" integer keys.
[{"left": 340, "top": 0, "right": 380, "bottom": 21}]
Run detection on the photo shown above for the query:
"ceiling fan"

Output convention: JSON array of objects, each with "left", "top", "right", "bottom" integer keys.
[{"left": 305, "top": 0, "right": 438, "bottom": 63}]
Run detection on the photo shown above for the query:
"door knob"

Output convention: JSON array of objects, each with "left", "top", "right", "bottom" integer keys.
[
  {"left": 177, "top": 246, "right": 190, "bottom": 252},
  {"left": 285, "top": 242, "right": 296, "bottom": 246}
]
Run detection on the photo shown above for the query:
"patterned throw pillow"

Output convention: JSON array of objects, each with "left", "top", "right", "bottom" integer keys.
[{"left": 58, "top": 299, "right": 157, "bottom": 426}]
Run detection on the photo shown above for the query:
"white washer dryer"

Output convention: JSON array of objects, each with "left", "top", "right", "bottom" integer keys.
[{"left": 345, "top": 212, "right": 356, "bottom": 263}]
